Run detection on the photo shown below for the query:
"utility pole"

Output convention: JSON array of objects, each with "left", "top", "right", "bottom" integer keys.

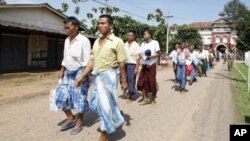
[{"left": 165, "top": 15, "right": 173, "bottom": 55}]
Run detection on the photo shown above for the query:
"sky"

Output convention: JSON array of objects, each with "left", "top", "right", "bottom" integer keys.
[{"left": 5, "top": 0, "right": 250, "bottom": 27}]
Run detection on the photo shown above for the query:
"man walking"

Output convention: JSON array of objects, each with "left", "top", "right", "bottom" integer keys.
[
  {"left": 55, "top": 16, "right": 91, "bottom": 135},
  {"left": 124, "top": 30, "right": 140, "bottom": 101},
  {"left": 137, "top": 29, "right": 160, "bottom": 104},
  {"left": 75, "top": 15, "right": 127, "bottom": 141},
  {"left": 176, "top": 42, "right": 190, "bottom": 92},
  {"left": 169, "top": 44, "right": 179, "bottom": 84}
]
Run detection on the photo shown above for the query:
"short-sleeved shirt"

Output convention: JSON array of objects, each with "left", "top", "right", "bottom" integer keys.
[
  {"left": 124, "top": 41, "right": 140, "bottom": 64},
  {"left": 90, "top": 34, "right": 127, "bottom": 72},
  {"left": 169, "top": 50, "right": 177, "bottom": 63},
  {"left": 61, "top": 33, "right": 91, "bottom": 71},
  {"left": 139, "top": 40, "right": 160, "bottom": 66}
]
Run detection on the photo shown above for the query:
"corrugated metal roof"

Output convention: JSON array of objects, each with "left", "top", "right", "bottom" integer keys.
[{"left": 0, "top": 20, "right": 66, "bottom": 34}]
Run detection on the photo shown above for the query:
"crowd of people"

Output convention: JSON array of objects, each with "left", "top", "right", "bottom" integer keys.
[{"left": 52, "top": 15, "right": 235, "bottom": 141}]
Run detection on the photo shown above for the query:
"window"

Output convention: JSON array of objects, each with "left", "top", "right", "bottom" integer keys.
[
  {"left": 223, "top": 36, "right": 228, "bottom": 43},
  {"left": 216, "top": 36, "right": 220, "bottom": 43}
]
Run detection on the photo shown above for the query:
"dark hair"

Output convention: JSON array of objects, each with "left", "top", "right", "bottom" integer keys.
[
  {"left": 128, "top": 30, "right": 137, "bottom": 39},
  {"left": 144, "top": 29, "right": 153, "bottom": 37},
  {"left": 99, "top": 14, "right": 113, "bottom": 25},
  {"left": 63, "top": 16, "right": 80, "bottom": 28}
]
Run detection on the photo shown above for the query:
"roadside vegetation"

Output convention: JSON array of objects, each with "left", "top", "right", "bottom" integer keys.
[{"left": 231, "top": 63, "right": 250, "bottom": 123}]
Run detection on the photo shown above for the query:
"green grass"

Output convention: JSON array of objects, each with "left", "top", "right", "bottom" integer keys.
[{"left": 231, "top": 63, "right": 250, "bottom": 123}]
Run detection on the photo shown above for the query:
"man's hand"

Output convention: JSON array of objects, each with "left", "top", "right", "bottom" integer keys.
[
  {"left": 58, "top": 70, "right": 64, "bottom": 79},
  {"left": 121, "top": 81, "right": 128, "bottom": 91},
  {"left": 134, "top": 67, "right": 139, "bottom": 75},
  {"left": 74, "top": 77, "right": 86, "bottom": 88}
]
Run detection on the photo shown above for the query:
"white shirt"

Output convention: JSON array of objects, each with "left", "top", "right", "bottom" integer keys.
[
  {"left": 124, "top": 41, "right": 140, "bottom": 64},
  {"left": 61, "top": 33, "right": 91, "bottom": 71},
  {"left": 139, "top": 40, "right": 160, "bottom": 65},
  {"left": 169, "top": 50, "right": 177, "bottom": 63},
  {"left": 198, "top": 50, "right": 208, "bottom": 60},
  {"left": 177, "top": 48, "right": 190, "bottom": 64}
]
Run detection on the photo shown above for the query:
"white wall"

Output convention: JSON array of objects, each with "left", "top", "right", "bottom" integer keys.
[
  {"left": 199, "top": 30, "right": 212, "bottom": 45},
  {"left": 0, "top": 7, "right": 65, "bottom": 33}
]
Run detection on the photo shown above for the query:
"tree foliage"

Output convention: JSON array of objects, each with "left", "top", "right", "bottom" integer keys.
[
  {"left": 147, "top": 8, "right": 167, "bottom": 53},
  {"left": 224, "top": 0, "right": 250, "bottom": 52},
  {"left": 170, "top": 25, "right": 202, "bottom": 49}
]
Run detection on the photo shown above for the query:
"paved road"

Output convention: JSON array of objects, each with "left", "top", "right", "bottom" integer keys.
[{"left": 0, "top": 62, "right": 235, "bottom": 141}]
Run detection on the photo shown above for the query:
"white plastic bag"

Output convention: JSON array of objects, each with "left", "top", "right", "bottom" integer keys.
[
  {"left": 49, "top": 89, "right": 58, "bottom": 111},
  {"left": 49, "top": 79, "right": 61, "bottom": 112}
]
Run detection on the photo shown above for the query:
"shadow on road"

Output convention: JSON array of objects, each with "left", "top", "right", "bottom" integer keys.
[
  {"left": 57, "top": 112, "right": 99, "bottom": 128},
  {"left": 108, "top": 123, "right": 126, "bottom": 141},
  {"left": 215, "top": 73, "right": 246, "bottom": 82},
  {"left": 95, "top": 111, "right": 131, "bottom": 141}
]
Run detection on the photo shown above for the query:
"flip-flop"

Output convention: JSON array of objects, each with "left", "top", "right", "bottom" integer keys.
[
  {"left": 60, "top": 120, "right": 77, "bottom": 131},
  {"left": 70, "top": 127, "right": 82, "bottom": 135}
]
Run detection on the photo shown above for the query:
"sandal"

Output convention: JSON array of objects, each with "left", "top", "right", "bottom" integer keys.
[
  {"left": 60, "top": 119, "right": 77, "bottom": 131},
  {"left": 70, "top": 127, "right": 82, "bottom": 135}
]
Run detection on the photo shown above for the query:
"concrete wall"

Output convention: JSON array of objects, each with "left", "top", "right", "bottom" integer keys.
[{"left": 0, "top": 7, "right": 65, "bottom": 33}]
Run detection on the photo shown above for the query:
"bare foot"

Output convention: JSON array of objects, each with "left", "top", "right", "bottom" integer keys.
[
  {"left": 99, "top": 131, "right": 108, "bottom": 141},
  {"left": 138, "top": 97, "right": 145, "bottom": 103}
]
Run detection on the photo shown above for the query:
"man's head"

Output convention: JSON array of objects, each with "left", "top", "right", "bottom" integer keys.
[
  {"left": 98, "top": 14, "right": 113, "bottom": 35},
  {"left": 175, "top": 44, "right": 179, "bottom": 50},
  {"left": 127, "top": 30, "right": 136, "bottom": 43},
  {"left": 180, "top": 42, "right": 186, "bottom": 49},
  {"left": 189, "top": 45, "right": 194, "bottom": 52},
  {"left": 63, "top": 16, "right": 80, "bottom": 36},
  {"left": 143, "top": 29, "right": 153, "bottom": 41}
]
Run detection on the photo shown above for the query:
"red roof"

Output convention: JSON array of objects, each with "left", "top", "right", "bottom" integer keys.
[{"left": 189, "top": 22, "right": 213, "bottom": 29}]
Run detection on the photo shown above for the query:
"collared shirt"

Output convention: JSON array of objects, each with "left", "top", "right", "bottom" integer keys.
[
  {"left": 190, "top": 50, "right": 199, "bottom": 61},
  {"left": 124, "top": 41, "right": 140, "bottom": 64},
  {"left": 62, "top": 33, "right": 91, "bottom": 71},
  {"left": 90, "top": 34, "right": 127, "bottom": 72},
  {"left": 177, "top": 48, "right": 190, "bottom": 63},
  {"left": 139, "top": 40, "right": 160, "bottom": 65},
  {"left": 198, "top": 50, "right": 208, "bottom": 60},
  {"left": 169, "top": 50, "right": 177, "bottom": 63}
]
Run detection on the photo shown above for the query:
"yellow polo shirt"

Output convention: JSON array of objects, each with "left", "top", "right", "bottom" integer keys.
[{"left": 90, "top": 34, "right": 127, "bottom": 72}]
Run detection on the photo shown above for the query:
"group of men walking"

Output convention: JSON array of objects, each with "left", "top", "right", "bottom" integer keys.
[
  {"left": 53, "top": 15, "right": 160, "bottom": 141},
  {"left": 51, "top": 14, "right": 235, "bottom": 141},
  {"left": 169, "top": 42, "right": 234, "bottom": 93}
]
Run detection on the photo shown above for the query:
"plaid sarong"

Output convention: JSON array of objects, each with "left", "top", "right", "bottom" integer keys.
[
  {"left": 90, "top": 68, "right": 124, "bottom": 134},
  {"left": 55, "top": 67, "right": 90, "bottom": 113}
]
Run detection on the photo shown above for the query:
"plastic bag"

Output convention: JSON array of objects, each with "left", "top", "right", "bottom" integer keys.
[
  {"left": 49, "top": 79, "right": 61, "bottom": 112},
  {"left": 49, "top": 89, "right": 58, "bottom": 112}
]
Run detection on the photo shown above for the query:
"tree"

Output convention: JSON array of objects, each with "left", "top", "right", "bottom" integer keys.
[
  {"left": 170, "top": 25, "right": 202, "bottom": 48},
  {"left": 147, "top": 8, "right": 168, "bottom": 53},
  {"left": 224, "top": 0, "right": 250, "bottom": 52},
  {"left": 57, "top": 3, "right": 69, "bottom": 14}
]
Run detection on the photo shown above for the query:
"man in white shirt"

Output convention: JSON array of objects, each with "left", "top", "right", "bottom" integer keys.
[
  {"left": 198, "top": 47, "right": 208, "bottom": 76},
  {"left": 124, "top": 31, "right": 140, "bottom": 101},
  {"left": 137, "top": 29, "right": 160, "bottom": 104},
  {"left": 55, "top": 17, "right": 91, "bottom": 135},
  {"left": 176, "top": 42, "right": 190, "bottom": 92},
  {"left": 169, "top": 44, "right": 179, "bottom": 83}
]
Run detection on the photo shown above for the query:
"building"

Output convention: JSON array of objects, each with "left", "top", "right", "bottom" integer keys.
[
  {"left": 170, "top": 12, "right": 237, "bottom": 53},
  {"left": 0, "top": 2, "right": 95, "bottom": 73}
]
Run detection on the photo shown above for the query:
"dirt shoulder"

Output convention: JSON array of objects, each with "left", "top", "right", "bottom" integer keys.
[{"left": 0, "top": 71, "right": 58, "bottom": 105}]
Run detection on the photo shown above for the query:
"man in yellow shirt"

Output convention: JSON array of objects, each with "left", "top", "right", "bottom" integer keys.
[{"left": 75, "top": 15, "right": 127, "bottom": 141}]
